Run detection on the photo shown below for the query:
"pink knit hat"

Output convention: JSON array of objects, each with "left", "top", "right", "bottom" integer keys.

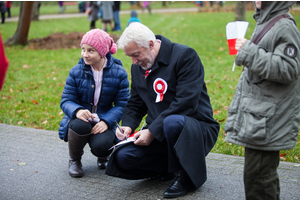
[{"left": 80, "top": 29, "right": 117, "bottom": 57}]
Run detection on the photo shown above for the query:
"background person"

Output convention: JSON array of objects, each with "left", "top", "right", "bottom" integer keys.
[
  {"left": 127, "top": 10, "right": 141, "bottom": 27},
  {"left": 0, "top": 1, "right": 6, "bottom": 24},
  {"left": 87, "top": 1, "right": 100, "bottom": 29},
  {"left": 112, "top": 1, "right": 121, "bottom": 31},
  {"left": 58, "top": 29, "right": 130, "bottom": 178},
  {"left": 5, "top": 1, "right": 10, "bottom": 18},
  {"left": 225, "top": 1, "right": 300, "bottom": 199},
  {"left": 99, "top": 1, "right": 114, "bottom": 32},
  {"left": 105, "top": 22, "right": 219, "bottom": 198}
]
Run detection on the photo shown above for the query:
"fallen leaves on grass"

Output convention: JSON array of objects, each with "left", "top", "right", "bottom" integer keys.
[{"left": 31, "top": 99, "right": 38, "bottom": 104}]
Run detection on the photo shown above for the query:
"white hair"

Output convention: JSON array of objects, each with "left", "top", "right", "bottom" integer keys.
[{"left": 117, "top": 22, "right": 156, "bottom": 49}]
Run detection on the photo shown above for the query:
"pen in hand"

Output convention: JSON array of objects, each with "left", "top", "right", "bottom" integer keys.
[{"left": 115, "top": 121, "right": 126, "bottom": 140}]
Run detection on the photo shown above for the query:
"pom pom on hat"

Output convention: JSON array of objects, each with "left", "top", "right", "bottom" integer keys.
[{"left": 80, "top": 29, "right": 117, "bottom": 57}]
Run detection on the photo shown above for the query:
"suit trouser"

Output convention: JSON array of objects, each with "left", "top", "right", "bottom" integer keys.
[
  {"left": 244, "top": 147, "right": 280, "bottom": 200},
  {"left": 114, "top": 115, "right": 185, "bottom": 178}
]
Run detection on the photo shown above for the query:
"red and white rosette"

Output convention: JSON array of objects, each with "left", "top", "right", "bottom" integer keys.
[{"left": 153, "top": 78, "right": 167, "bottom": 103}]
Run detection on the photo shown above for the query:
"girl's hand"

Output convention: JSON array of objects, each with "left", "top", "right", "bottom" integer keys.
[
  {"left": 76, "top": 109, "right": 93, "bottom": 122},
  {"left": 91, "top": 121, "right": 108, "bottom": 134}
]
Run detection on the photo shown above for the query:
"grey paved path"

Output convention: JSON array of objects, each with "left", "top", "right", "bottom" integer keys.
[
  {"left": 0, "top": 123, "right": 299, "bottom": 200},
  {"left": 6, "top": 7, "right": 199, "bottom": 22}
]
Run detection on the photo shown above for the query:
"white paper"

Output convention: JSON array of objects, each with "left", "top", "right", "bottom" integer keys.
[
  {"left": 226, "top": 21, "right": 249, "bottom": 71},
  {"left": 226, "top": 21, "right": 249, "bottom": 39},
  {"left": 108, "top": 137, "right": 136, "bottom": 150}
]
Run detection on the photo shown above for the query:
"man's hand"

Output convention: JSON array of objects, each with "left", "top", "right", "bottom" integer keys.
[
  {"left": 133, "top": 129, "right": 154, "bottom": 146},
  {"left": 91, "top": 121, "right": 108, "bottom": 134},
  {"left": 76, "top": 109, "right": 93, "bottom": 122},
  {"left": 235, "top": 38, "right": 247, "bottom": 51},
  {"left": 116, "top": 126, "right": 132, "bottom": 140}
]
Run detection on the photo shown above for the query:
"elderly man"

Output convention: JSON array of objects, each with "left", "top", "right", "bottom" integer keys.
[{"left": 106, "top": 22, "right": 219, "bottom": 198}]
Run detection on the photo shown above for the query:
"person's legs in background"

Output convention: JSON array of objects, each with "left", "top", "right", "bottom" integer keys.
[{"left": 113, "top": 10, "right": 121, "bottom": 31}]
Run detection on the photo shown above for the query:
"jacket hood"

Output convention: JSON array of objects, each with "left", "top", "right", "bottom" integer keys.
[{"left": 254, "top": 1, "right": 295, "bottom": 24}]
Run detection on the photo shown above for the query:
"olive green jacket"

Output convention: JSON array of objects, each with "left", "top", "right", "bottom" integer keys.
[{"left": 225, "top": 2, "right": 300, "bottom": 151}]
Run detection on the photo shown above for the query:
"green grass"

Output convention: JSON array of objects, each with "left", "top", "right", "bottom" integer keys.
[{"left": 1, "top": 8, "right": 299, "bottom": 163}]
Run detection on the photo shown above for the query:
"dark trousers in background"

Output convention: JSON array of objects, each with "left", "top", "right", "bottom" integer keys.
[
  {"left": 244, "top": 147, "right": 280, "bottom": 200},
  {"left": 114, "top": 115, "right": 185, "bottom": 178},
  {"left": 1, "top": 12, "right": 5, "bottom": 23},
  {"left": 90, "top": 21, "right": 96, "bottom": 29},
  {"left": 7, "top": 8, "right": 10, "bottom": 17},
  {"left": 68, "top": 118, "right": 115, "bottom": 157}
]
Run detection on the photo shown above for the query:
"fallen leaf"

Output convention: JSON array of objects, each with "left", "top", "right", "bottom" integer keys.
[
  {"left": 280, "top": 153, "right": 287, "bottom": 157},
  {"left": 23, "top": 64, "right": 29, "bottom": 69},
  {"left": 213, "top": 109, "right": 221, "bottom": 115},
  {"left": 17, "top": 121, "right": 23, "bottom": 125},
  {"left": 31, "top": 99, "right": 38, "bottom": 104},
  {"left": 218, "top": 118, "right": 226, "bottom": 122},
  {"left": 18, "top": 162, "right": 27, "bottom": 166}
]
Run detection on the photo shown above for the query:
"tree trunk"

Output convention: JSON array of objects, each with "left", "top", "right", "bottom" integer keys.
[
  {"left": 31, "top": 1, "right": 39, "bottom": 21},
  {"left": 235, "top": 1, "right": 246, "bottom": 21},
  {"left": 5, "top": 1, "right": 34, "bottom": 46}
]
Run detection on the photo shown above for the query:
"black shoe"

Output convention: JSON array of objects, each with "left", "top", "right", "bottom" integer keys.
[
  {"left": 97, "top": 157, "right": 108, "bottom": 170},
  {"left": 163, "top": 171, "right": 193, "bottom": 198}
]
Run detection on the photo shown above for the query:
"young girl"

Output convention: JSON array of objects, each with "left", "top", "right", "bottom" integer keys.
[{"left": 59, "top": 29, "right": 130, "bottom": 177}]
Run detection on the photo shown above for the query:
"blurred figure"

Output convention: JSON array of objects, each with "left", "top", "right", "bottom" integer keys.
[
  {"left": 78, "top": 1, "right": 86, "bottom": 13},
  {"left": 127, "top": 10, "right": 140, "bottom": 27},
  {"left": 37, "top": 1, "right": 41, "bottom": 15},
  {"left": 5, "top": 1, "right": 10, "bottom": 17},
  {"left": 58, "top": 1, "right": 65, "bottom": 14},
  {"left": 0, "top": 1, "right": 6, "bottom": 23},
  {"left": 142, "top": 1, "right": 151, "bottom": 14},
  {"left": 0, "top": 33, "right": 8, "bottom": 91},
  {"left": 99, "top": 1, "right": 114, "bottom": 32},
  {"left": 112, "top": 1, "right": 121, "bottom": 31},
  {"left": 87, "top": 1, "right": 100, "bottom": 29}
]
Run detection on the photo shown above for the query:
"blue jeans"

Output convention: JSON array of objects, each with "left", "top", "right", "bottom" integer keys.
[{"left": 113, "top": 10, "right": 121, "bottom": 31}]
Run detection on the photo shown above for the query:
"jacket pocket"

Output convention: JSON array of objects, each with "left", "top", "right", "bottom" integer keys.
[{"left": 238, "top": 98, "right": 276, "bottom": 145}]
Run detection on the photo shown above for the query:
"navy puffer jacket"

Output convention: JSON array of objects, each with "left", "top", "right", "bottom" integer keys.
[{"left": 58, "top": 53, "right": 130, "bottom": 141}]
